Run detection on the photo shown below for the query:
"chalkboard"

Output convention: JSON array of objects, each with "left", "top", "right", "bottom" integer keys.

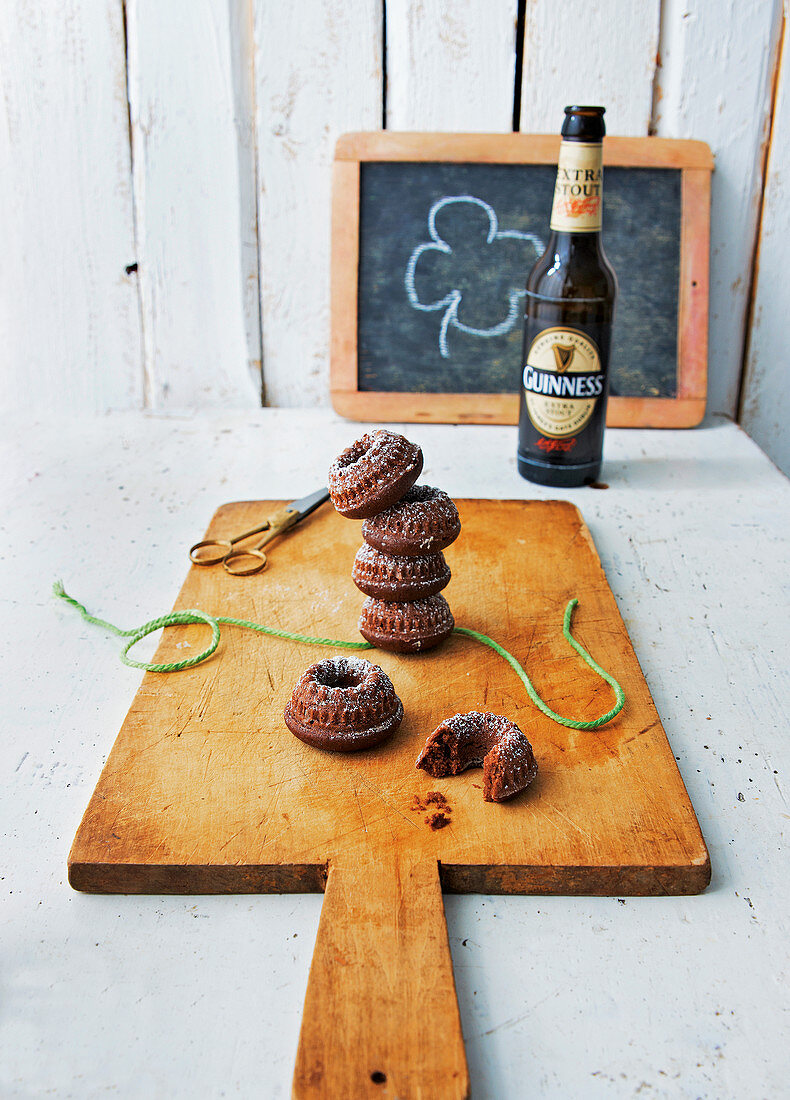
[{"left": 331, "top": 133, "right": 712, "bottom": 428}]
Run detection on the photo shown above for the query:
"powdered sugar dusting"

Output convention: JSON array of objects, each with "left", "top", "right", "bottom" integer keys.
[
  {"left": 441, "top": 711, "right": 535, "bottom": 763},
  {"left": 288, "top": 655, "right": 402, "bottom": 733},
  {"left": 361, "top": 484, "right": 461, "bottom": 555},
  {"left": 416, "top": 711, "right": 538, "bottom": 801},
  {"left": 371, "top": 484, "right": 459, "bottom": 527},
  {"left": 328, "top": 431, "right": 422, "bottom": 499}
]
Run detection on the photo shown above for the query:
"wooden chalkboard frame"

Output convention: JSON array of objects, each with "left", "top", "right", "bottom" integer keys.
[{"left": 331, "top": 132, "right": 712, "bottom": 427}]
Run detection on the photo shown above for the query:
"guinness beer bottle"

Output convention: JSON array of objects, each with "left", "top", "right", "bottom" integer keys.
[{"left": 517, "top": 106, "right": 617, "bottom": 487}]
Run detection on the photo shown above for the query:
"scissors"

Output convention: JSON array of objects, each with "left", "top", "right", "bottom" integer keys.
[{"left": 189, "top": 487, "right": 330, "bottom": 576}]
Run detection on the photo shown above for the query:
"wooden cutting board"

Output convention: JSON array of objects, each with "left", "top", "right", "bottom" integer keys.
[{"left": 69, "top": 499, "right": 709, "bottom": 1099}]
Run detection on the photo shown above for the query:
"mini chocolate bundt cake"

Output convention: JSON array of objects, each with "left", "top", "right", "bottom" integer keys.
[
  {"left": 358, "top": 594, "right": 454, "bottom": 653},
  {"left": 416, "top": 711, "right": 538, "bottom": 802},
  {"left": 327, "top": 430, "right": 423, "bottom": 519},
  {"left": 284, "top": 655, "right": 403, "bottom": 751},
  {"left": 351, "top": 544, "right": 451, "bottom": 601},
  {"left": 361, "top": 485, "right": 461, "bottom": 556}
]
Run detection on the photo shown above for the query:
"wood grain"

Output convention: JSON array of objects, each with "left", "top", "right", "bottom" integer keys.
[
  {"left": 126, "top": 0, "right": 261, "bottom": 408},
  {"left": 741, "top": 14, "right": 790, "bottom": 477},
  {"left": 293, "top": 847, "right": 468, "bottom": 1099},
  {"left": 330, "top": 161, "right": 362, "bottom": 395},
  {"left": 677, "top": 168, "right": 711, "bottom": 405},
  {"left": 0, "top": 0, "right": 142, "bottom": 415},
  {"left": 329, "top": 391, "right": 707, "bottom": 429},
  {"left": 69, "top": 498, "right": 709, "bottom": 893},
  {"left": 334, "top": 131, "right": 714, "bottom": 168},
  {"left": 654, "top": 0, "right": 784, "bottom": 417},
  {"left": 386, "top": 0, "right": 516, "bottom": 131},
  {"left": 520, "top": 0, "right": 661, "bottom": 136},
  {"left": 253, "top": 0, "right": 382, "bottom": 408},
  {"left": 69, "top": 497, "right": 708, "bottom": 1096}
]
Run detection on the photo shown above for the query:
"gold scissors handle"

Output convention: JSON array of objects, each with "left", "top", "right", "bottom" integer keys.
[
  {"left": 189, "top": 520, "right": 273, "bottom": 567},
  {"left": 221, "top": 506, "right": 302, "bottom": 576}
]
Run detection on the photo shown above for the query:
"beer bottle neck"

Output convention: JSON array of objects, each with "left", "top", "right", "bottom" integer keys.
[
  {"left": 549, "top": 139, "right": 603, "bottom": 235},
  {"left": 544, "top": 229, "right": 605, "bottom": 259}
]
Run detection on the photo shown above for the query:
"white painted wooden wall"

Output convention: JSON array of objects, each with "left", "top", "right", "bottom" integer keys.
[{"left": 1, "top": 0, "right": 788, "bottom": 473}]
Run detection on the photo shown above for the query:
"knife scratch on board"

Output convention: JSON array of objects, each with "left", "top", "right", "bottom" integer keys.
[
  {"left": 354, "top": 788, "right": 367, "bottom": 833},
  {"left": 193, "top": 673, "right": 219, "bottom": 721},
  {"left": 218, "top": 827, "right": 246, "bottom": 853},
  {"left": 619, "top": 719, "right": 660, "bottom": 746},
  {"left": 535, "top": 802, "right": 593, "bottom": 841},
  {"left": 342, "top": 768, "right": 421, "bottom": 830}
]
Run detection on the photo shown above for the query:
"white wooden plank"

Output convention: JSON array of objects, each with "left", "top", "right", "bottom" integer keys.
[
  {"left": 0, "top": 0, "right": 142, "bottom": 415},
  {"left": 654, "top": 0, "right": 783, "bottom": 417},
  {"left": 520, "top": 0, "right": 661, "bottom": 135},
  {"left": 253, "top": 0, "right": 382, "bottom": 407},
  {"left": 386, "top": 0, "right": 517, "bottom": 131},
  {"left": 126, "top": 0, "right": 261, "bottom": 409},
  {"left": 740, "top": 22, "right": 790, "bottom": 477},
  {"left": 230, "top": 0, "right": 264, "bottom": 402}
]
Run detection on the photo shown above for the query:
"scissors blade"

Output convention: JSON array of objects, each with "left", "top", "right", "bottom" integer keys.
[{"left": 284, "top": 486, "right": 330, "bottom": 523}]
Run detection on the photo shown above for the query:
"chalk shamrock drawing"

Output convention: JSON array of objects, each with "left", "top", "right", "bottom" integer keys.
[{"left": 405, "top": 195, "right": 544, "bottom": 359}]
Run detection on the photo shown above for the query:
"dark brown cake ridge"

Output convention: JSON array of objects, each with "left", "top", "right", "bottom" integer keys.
[
  {"left": 361, "top": 485, "right": 461, "bottom": 557},
  {"left": 358, "top": 594, "right": 454, "bottom": 653},
  {"left": 284, "top": 655, "right": 403, "bottom": 751},
  {"left": 327, "top": 430, "right": 423, "bottom": 519},
  {"left": 416, "top": 711, "right": 538, "bottom": 802},
  {"left": 352, "top": 544, "right": 451, "bottom": 601}
]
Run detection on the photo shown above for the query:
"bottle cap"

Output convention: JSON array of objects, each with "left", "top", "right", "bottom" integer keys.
[{"left": 561, "top": 106, "right": 606, "bottom": 141}]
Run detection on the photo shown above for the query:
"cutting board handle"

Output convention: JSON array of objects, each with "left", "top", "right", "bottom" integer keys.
[{"left": 292, "top": 846, "right": 469, "bottom": 1099}]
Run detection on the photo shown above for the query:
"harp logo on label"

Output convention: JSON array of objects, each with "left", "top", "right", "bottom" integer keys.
[{"left": 523, "top": 327, "right": 602, "bottom": 438}]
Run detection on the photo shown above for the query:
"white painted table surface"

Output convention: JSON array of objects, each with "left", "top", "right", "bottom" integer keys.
[{"left": 2, "top": 410, "right": 789, "bottom": 1100}]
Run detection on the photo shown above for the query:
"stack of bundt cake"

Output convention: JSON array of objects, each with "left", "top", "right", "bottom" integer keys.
[{"left": 328, "top": 430, "right": 461, "bottom": 652}]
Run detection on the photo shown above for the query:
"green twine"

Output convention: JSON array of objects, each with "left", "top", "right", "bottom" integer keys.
[
  {"left": 52, "top": 581, "right": 372, "bottom": 673},
  {"left": 53, "top": 581, "right": 624, "bottom": 730},
  {"left": 454, "top": 598, "right": 625, "bottom": 730}
]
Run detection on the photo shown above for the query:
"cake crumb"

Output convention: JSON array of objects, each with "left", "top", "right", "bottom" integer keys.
[
  {"left": 412, "top": 790, "right": 453, "bottom": 828},
  {"left": 411, "top": 790, "right": 450, "bottom": 814}
]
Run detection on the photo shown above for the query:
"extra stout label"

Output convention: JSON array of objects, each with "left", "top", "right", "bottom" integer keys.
[
  {"left": 523, "top": 327, "right": 603, "bottom": 438},
  {"left": 549, "top": 141, "right": 603, "bottom": 233}
]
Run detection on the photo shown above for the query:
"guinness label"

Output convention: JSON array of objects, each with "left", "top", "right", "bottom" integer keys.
[{"left": 523, "top": 327, "right": 602, "bottom": 438}]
